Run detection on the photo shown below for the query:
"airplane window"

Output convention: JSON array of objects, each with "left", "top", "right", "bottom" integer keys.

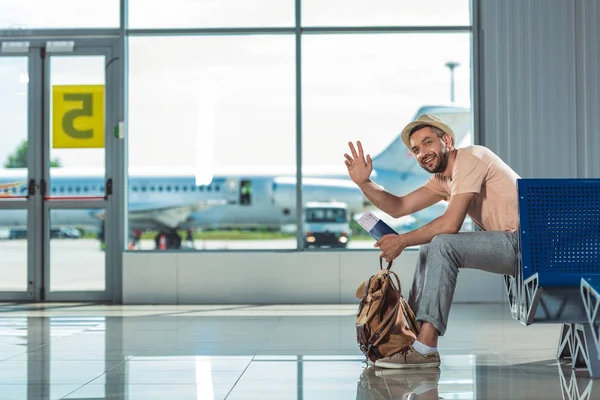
[
  {"left": 166, "top": 185, "right": 172, "bottom": 192},
  {"left": 141, "top": 186, "right": 147, "bottom": 192},
  {"left": 215, "top": 185, "right": 220, "bottom": 192},
  {"left": 67, "top": 187, "right": 73, "bottom": 193},
  {"left": 207, "top": 186, "right": 212, "bottom": 192},
  {"left": 158, "top": 186, "right": 163, "bottom": 192},
  {"left": 132, "top": 186, "right": 138, "bottom": 192},
  {"left": 150, "top": 186, "right": 155, "bottom": 192},
  {"left": 182, "top": 186, "right": 188, "bottom": 192},
  {"left": 174, "top": 185, "right": 179, "bottom": 192},
  {"left": 75, "top": 186, "right": 81, "bottom": 193},
  {"left": 21, "top": 187, "right": 27, "bottom": 194},
  {"left": 198, "top": 186, "right": 203, "bottom": 192},
  {"left": 190, "top": 185, "right": 196, "bottom": 192},
  {"left": 60, "top": 187, "right": 65, "bottom": 193}
]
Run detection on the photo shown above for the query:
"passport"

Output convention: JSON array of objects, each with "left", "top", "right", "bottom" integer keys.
[{"left": 357, "top": 212, "right": 398, "bottom": 240}]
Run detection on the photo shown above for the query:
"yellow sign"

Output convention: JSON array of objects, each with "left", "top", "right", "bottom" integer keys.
[{"left": 52, "top": 85, "right": 104, "bottom": 148}]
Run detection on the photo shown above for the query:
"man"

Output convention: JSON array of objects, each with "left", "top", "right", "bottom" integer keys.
[{"left": 344, "top": 114, "right": 520, "bottom": 369}]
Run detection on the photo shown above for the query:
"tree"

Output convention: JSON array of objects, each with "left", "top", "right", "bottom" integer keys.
[{"left": 4, "top": 140, "right": 62, "bottom": 168}]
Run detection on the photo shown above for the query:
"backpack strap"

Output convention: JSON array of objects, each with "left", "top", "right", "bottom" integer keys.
[
  {"left": 369, "top": 301, "right": 400, "bottom": 346},
  {"left": 388, "top": 270, "right": 402, "bottom": 295},
  {"left": 379, "top": 257, "right": 393, "bottom": 271}
]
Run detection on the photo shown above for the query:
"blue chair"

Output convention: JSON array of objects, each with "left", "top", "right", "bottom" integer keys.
[{"left": 505, "top": 178, "right": 600, "bottom": 377}]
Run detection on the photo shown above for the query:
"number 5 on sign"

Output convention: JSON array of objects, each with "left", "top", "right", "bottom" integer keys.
[{"left": 52, "top": 85, "right": 104, "bottom": 148}]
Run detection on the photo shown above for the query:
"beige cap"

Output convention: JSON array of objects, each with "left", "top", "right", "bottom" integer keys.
[{"left": 401, "top": 114, "right": 456, "bottom": 150}]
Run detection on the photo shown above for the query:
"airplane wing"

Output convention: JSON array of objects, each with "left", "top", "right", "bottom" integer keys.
[{"left": 127, "top": 200, "right": 228, "bottom": 229}]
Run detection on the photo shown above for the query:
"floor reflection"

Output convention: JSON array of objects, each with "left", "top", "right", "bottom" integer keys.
[{"left": 0, "top": 304, "right": 597, "bottom": 399}]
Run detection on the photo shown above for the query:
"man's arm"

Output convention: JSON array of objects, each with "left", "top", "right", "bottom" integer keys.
[
  {"left": 358, "top": 180, "right": 444, "bottom": 219},
  {"left": 400, "top": 192, "right": 475, "bottom": 247}
]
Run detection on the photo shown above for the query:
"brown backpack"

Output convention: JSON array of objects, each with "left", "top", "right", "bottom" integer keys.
[{"left": 355, "top": 258, "right": 421, "bottom": 363}]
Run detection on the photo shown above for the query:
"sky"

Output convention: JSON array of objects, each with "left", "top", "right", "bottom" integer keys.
[{"left": 0, "top": 0, "right": 472, "bottom": 174}]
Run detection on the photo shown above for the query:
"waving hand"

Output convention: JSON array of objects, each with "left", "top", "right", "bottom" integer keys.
[{"left": 344, "top": 141, "right": 373, "bottom": 185}]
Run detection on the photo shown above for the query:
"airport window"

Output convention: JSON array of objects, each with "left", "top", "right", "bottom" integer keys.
[
  {"left": 302, "top": 32, "right": 474, "bottom": 248},
  {"left": 302, "top": 0, "right": 470, "bottom": 27},
  {"left": 126, "top": 7, "right": 472, "bottom": 252},
  {"left": 0, "top": 0, "right": 120, "bottom": 29},
  {"left": 128, "top": 0, "right": 294, "bottom": 29}
]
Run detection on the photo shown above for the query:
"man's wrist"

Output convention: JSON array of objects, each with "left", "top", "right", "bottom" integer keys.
[
  {"left": 397, "top": 233, "right": 411, "bottom": 248},
  {"left": 357, "top": 179, "right": 372, "bottom": 189}
]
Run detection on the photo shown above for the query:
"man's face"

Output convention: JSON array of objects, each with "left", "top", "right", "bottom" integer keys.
[{"left": 409, "top": 127, "right": 451, "bottom": 174}]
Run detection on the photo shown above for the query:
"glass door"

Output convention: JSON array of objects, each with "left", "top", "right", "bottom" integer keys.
[
  {"left": 42, "top": 40, "right": 119, "bottom": 301},
  {"left": 0, "top": 37, "right": 121, "bottom": 302},
  {"left": 0, "top": 50, "right": 35, "bottom": 301}
]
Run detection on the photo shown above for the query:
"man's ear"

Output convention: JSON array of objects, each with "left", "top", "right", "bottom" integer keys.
[{"left": 442, "top": 133, "right": 453, "bottom": 148}]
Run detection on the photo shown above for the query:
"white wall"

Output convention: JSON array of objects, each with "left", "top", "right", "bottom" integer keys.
[
  {"left": 478, "top": 0, "right": 600, "bottom": 178},
  {"left": 123, "top": 250, "right": 505, "bottom": 304}
]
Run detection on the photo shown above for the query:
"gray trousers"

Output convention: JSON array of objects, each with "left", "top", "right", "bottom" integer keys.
[{"left": 407, "top": 231, "right": 519, "bottom": 336}]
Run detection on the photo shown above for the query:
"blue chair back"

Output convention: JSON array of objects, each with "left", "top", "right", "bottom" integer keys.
[{"left": 518, "top": 178, "right": 600, "bottom": 286}]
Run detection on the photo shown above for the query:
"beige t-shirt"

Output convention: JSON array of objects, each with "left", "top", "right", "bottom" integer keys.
[{"left": 423, "top": 145, "right": 520, "bottom": 232}]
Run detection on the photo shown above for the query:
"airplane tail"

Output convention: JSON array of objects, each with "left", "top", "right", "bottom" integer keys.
[{"left": 371, "top": 105, "right": 472, "bottom": 175}]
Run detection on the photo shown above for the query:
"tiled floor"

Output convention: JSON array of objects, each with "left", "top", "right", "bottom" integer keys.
[{"left": 0, "top": 303, "right": 596, "bottom": 399}]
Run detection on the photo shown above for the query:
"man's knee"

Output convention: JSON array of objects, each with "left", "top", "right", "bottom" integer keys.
[
  {"left": 427, "top": 234, "right": 461, "bottom": 268},
  {"left": 429, "top": 233, "right": 456, "bottom": 251}
]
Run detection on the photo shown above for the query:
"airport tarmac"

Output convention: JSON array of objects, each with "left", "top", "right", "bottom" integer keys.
[{"left": 0, "top": 238, "right": 378, "bottom": 293}]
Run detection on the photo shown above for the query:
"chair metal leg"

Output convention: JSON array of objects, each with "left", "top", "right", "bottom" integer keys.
[
  {"left": 558, "top": 362, "right": 596, "bottom": 400},
  {"left": 521, "top": 274, "right": 542, "bottom": 325},
  {"left": 504, "top": 274, "right": 519, "bottom": 320},
  {"left": 558, "top": 323, "right": 574, "bottom": 360},
  {"left": 581, "top": 279, "right": 600, "bottom": 357},
  {"left": 571, "top": 323, "right": 600, "bottom": 378}
]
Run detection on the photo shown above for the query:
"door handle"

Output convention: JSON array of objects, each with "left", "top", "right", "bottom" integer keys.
[
  {"left": 28, "top": 179, "right": 35, "bottom": 197},
  {"left": 40, "top": 179, "right": 46, "bottom": 197},
  {"left": 104, "top": 178, "right": 112, "bottom": 200}
]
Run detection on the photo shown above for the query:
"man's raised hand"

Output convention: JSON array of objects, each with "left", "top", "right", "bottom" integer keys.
[{"left": 344, "top": 141, "right": 373, "bottom": 185}]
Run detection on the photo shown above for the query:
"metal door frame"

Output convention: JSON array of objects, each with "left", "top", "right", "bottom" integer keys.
[
  {"left": 40, "top": 38, "right": 120, "bottom": 301},
  {"left": 0, "top": 34, "right": 124, "bottom": 302},
  {"left": 0, "top": 48, "right": 41, "bottom": 301}
]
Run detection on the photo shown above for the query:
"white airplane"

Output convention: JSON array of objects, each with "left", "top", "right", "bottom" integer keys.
[{"left": 0, "top": 105, "right": 471, "bottom": 249}]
